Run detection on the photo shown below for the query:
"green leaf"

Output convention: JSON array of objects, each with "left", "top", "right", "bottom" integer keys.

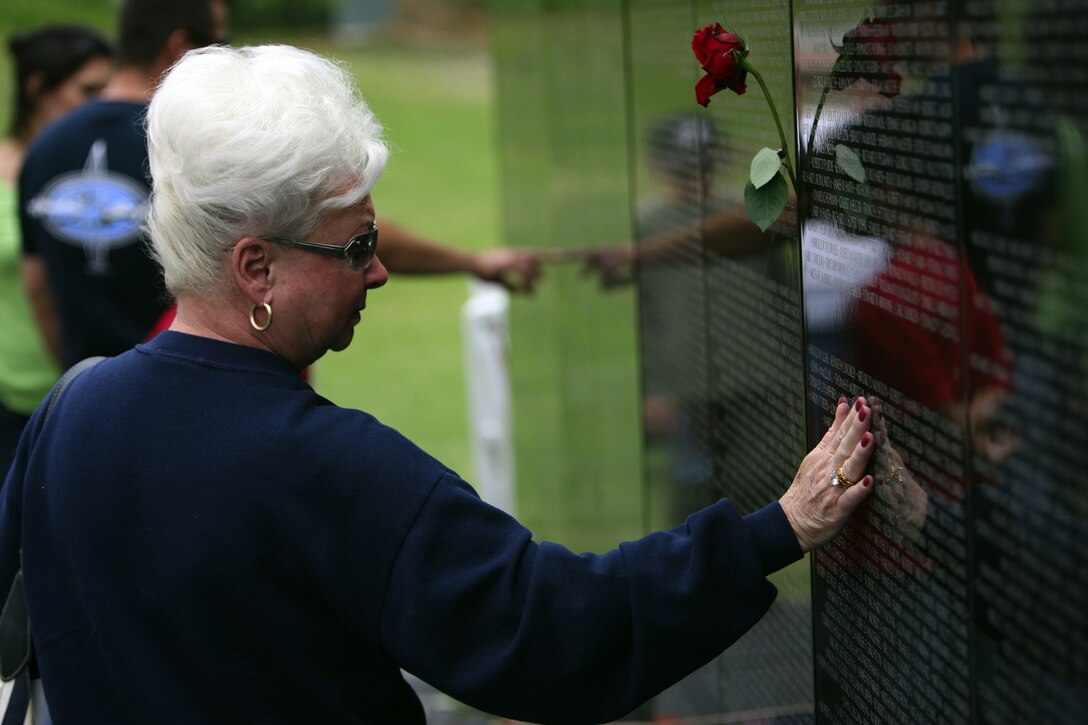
[
  {"left": 750, "top": 147, "right": 783, "bottom": 189},
  {"left": 835, "top": 144, "right": 866, "bottom": 184},
  {"left": 744, "top": 173, "right": 789, "bottom": 231}
]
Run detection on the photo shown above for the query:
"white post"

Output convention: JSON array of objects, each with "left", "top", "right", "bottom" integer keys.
[{"left": 460, "top": 281, "right": 516, "bottom": 515}]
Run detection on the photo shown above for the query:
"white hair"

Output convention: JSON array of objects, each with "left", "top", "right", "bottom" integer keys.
[{"left": 145, "top": 44, "right": 388, "bottom": 296}]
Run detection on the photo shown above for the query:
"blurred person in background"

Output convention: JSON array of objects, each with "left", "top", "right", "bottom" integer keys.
[
  {"left": 20, "top": 0, "right": 540, "bottom": 371},
  {"left": 0, "top": 24, "right": 112, "bottom": 477},
  {"left": 18, "top": 0, "right": 230, "bottom": 370},
  {"left": 0, "top": 44, "right": 878, "bottom": 723}
]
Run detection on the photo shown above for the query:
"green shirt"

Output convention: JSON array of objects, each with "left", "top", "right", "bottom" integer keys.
[{"left": 0, "top": 180, "right": 58, "bottom": 414}]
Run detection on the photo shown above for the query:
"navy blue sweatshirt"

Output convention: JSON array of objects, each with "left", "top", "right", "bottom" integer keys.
[{"left": 0, "top": 332, "right": 801, "bottom": 723}]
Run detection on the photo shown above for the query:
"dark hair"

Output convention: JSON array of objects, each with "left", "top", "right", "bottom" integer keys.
[
  {"left": 7, "top": 24, "right": 112, "bottom": 140},
  {"left": 647, "top": 114, "right": 718, "bottom": 179},
  {"left": 116, "top": 0, "right": 225, "bottom": 68}
]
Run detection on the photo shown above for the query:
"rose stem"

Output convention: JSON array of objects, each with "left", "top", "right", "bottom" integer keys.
[
  {"left": 739, "top": 54, "right": 797, "bottom": 190},
  {"left": 806, "top": 83, "right": 832, "bottom": 167}
]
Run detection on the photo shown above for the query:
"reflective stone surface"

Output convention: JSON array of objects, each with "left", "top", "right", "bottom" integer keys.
[
  {"left": 492, "top": 0, "right": 1088, "bottom": 721},
  {"left": 491, "top": 0, "right": 644, "bottom": 555}
]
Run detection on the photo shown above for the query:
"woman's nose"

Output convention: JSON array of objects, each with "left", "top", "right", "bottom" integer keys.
[{"left": 365, "top": 255, "right": 389, "bottom": 289}]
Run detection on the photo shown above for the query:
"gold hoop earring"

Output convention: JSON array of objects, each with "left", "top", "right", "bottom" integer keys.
[{"left": 249, "top": 302, "right": 272, "bottom": 331}]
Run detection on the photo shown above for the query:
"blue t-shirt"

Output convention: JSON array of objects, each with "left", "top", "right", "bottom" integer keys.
[
  {"left": 0, "top": 332, "right": 801, "bottom": 723},
  {"left": 18, "top": 100, "right": 168, "bottom": 369}
]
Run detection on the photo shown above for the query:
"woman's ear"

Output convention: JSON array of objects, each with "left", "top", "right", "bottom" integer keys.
[
  {"left": 165, "top": 27, "right": 197, "bottom": 63},
  {"left": 231, "top": 236, "right": 274, "bottom": 304},
  {"left": 24, "top": 72, "right": 44, "bottom": 102}
]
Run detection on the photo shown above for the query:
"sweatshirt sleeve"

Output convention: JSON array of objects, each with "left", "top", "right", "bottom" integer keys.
[{"left": 379, "top": 473, "right": 802, "bottom": 724}]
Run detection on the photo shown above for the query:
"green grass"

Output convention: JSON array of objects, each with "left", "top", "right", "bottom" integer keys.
[{"left": 0, "top": 0, "right": 114, "bottom": 36}]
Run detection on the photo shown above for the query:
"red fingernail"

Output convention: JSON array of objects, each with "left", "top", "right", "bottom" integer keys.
[
  {"left": 855, "top": 399, "right": 863, "bottom": 412},
  {"left": 838, "top": 396, "right": 847, "bottom": 406},
  {"left": 863, "top": 475, "right": 873, "bottom": 488},
  {"left": 858, "top": 408, "right": 867, "bottom": 422},
  {"left": 861, "top": 432, "right": 872, "bottom": 448}
]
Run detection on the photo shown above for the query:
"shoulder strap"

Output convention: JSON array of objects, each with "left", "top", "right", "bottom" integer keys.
[
  {"left": 0, "top": 572, "right": 30, "bottom": 683},
  {"left": 44, "top": 356, "right": 106, "bottom": 423},
  {"left": 0, "top": 356, "right": 106, "bottom": 684}
]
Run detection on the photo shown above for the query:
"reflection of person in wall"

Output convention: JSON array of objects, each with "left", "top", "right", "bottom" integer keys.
[
  {"left": 581, "top": 114, "right": 715, "bottom": 288},
  {"left": 582, "top": 114, "right": 780, "bottom": 522},
  {"left": 631, "top": 114, "right": 721, "bottom": 521},
  {"left": 832, "top": 22, "right": 1027, "bottom": 590},
  {"left": 828, "top": 1, "right": 1025, "bottom": 511},
  {"left": 852, "top": 232, "right": 1015, "bottom": 485},
  {"left": 0, "top": 45, "right": 884, "bottom": 723},
  {"left": 835, "top": 229, "right": 1012, "bottom": 576},
  {"left": 582, "top": 116, "right": 771, "bottom": 291},
  {"left": 818, "top": 4, "right": 1088, "bottom": 719},
  {"left": 804, "top": 9, "right": 1025, "bottom": 719},
  {"left": 966, "top": 2, "right": 1088, "bottom": 716}
]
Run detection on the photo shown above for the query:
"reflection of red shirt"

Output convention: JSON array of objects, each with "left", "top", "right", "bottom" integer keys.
[
  {"left": 854, "top": 237, "right": 1010, "bottom": 410},
  {"left": 839, "top": 239, "right": 1011, "bottom": 576}
]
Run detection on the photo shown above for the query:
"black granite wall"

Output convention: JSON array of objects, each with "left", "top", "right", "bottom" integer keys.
[{"left": 492, "top": 0, "right": 1088, "bottom": 721}]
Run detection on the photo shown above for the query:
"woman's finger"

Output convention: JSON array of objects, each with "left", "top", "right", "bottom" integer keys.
[
  {"left": 839, "top": 429, "right": 874, "bottom": 485},
  {"left": 825, "top": 398, "right": 874, "bottom": 495},
  {"left": 835, "top": 414, "right": 877, "bottom": 513},
  {"left": 817, "top": 396, "right": 851, "bottom": 451},
  {"left": 833, "top": 398, "right": 870, "bottom": 467},
  {"left": 837, "top": 470, "right": 875, "bottom": 512}
]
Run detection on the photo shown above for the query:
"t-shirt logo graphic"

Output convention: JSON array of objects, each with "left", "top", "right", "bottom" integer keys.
[
  {"left": 27, "top": 138, "right": 149, "bottom": 273},
  {"left": 966, "top": 108, "right": 1052, "bottom": 205}
]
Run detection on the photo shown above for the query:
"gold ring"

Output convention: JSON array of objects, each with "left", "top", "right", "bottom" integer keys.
[
  {"left": 829, "top": 466, "right": 858, "bottom": 489},
  {"left": 882, "top": 467, "right": 904, "bottom": 485}
]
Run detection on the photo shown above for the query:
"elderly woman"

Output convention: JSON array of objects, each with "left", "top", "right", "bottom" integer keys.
[{"left": 0, "top": 45, "right": 875, "bottom": 723}]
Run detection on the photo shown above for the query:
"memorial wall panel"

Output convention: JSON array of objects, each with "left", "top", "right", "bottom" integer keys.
[
  {"left": 694, "top": 0, "right": 816, "bottom": 718},
  {"left": 626, "top": 0, "right": 815, "bottom": 719},
  {"left": 960, "top": 1, "right": 1088, "bottom": 720},
  {"left": 491, "top": 0, "right": 1088, "bottom": 720},
  {"left": 491, "top": 0, "right": 644, "bottom": 555},
  {"left": 625, "top": 0, "right": 714, "bottom": 533},
  {"left": 796, "top": 2, "right": 973, "bottom": 721},
  {"left": 624, "top": 3, "right": 722, "bottom": 714},
  {"left": 795, "top": 0, "right": 1088, "bottom": 722}
]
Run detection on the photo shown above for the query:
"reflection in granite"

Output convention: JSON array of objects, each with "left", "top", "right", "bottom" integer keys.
[{"left": 490, "top": 0, "right": 1087, "bottom": 721}]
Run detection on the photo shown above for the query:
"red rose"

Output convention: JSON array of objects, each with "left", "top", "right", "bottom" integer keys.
[
  {"left": 692, "top": 23, "right": 748, "bottom": 106},
  {"left": 836, "top": 17, "right": 902, "bottom": 98}
]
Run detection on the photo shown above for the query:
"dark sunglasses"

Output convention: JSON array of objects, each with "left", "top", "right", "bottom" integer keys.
[{"left": 261, "top": 225, "right": 378, "bottom": 270}]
